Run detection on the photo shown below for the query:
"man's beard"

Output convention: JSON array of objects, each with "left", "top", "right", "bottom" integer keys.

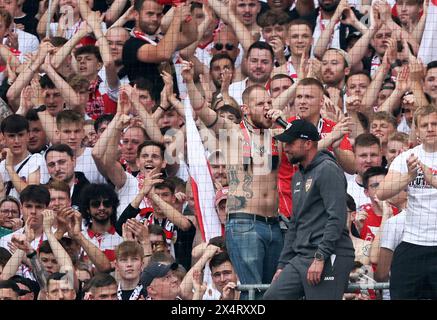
[
  {"left": 248, "top": 72, "right": 270, "bottom": 84},
  {"left": 288, "top": 154, "right": 304, "bottom": 164},
  {"left": 252, "top": 117, "right": 270, "bottom": 129},
  {"left": 318, "top": 0, "right": 340, "bottom": 13},
  {"left": 139, "top": 21, "right": 159, "bottom": 35},
  {"left": 92, "top": 214, "right": 111, "bottom": 225}
]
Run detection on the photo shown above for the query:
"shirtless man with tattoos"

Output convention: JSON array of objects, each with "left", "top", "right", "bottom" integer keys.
[{"left": 187, "top": 68, "right": 284, "bottom": 299}]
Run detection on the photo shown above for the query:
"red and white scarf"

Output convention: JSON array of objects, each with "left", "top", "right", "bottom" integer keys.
[
  {"left": 86, "top": 77, "right": 105, "bottom": 120},
  {"left": 240, "top": 119, "right": 279, "bottom": 170},
  {"left": 131, "top": 29, "right": 161, "bottom": 46}
]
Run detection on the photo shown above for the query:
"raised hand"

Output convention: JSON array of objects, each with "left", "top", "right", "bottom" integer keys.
[
  {"left": 2, "top": 148, "right": 13, "bottom": 169},
  {"left": 174, "top": 191, "right": 187, "bottom": 203},
  {"left": 407, "top": 153, "right": 420, "bottom": 181},
  {"left": 140, "top": 171, "right": 163, "bottom": 197},
  {"left": 419, "top": 161, "right": 437, "bottom": 187},
  {"left": 42, "top": 209, "right": 56, "bottom": 233},
  {"left": 20, "top": 86, "right": 34, "bottom": 113},
  {"left": 345, "top": 95, "right": 362, "bottom": 113},
  {"left": 369, "top": 3, "right": 383, "bottom": 31},
  {"left": 395, "top": 65, "right": 411, "bottom": 94},
  {"left": 354, "top": 209, "right": 368, "bottom": 231},
  {"left": 125, "top": 218, "right": 149, "bottom": 243},
  {"left": 199, "top": 73, "right": 213, "bottom": 103},
  {"left": 333, "top": 0, "right": 349, "bottom": 23},
  {"left": 192, "top": 268, "right": 207, "bottom": 298},
  {"left": 122, "top": 222, "right": 135, "bottom": 241},
  {"left": 181, "top": 60, "right": 195, "bottom": 83},
  {"left": 409, "top": 56, "right": 426, "bottom": 83},
  {"left": 117, "top": 85, "right": 133, "bottom": 116},
  {"left": 222, "top": 281, "right": 238, "bottom": 300},
  {"left": 161, "top": 70, "right": 174, "bottom": 98},
  {"left": 5, "top": 30, "right": 18, "bottom": 50},
  {"left": 270, "top": 37, "right": 285, "bottom": 62},
  {"left": 339, "top": 3, "right": 358, "bottom": 26},
  {"left": 24, "top": 216, "right": 35, "bottom": 242},
  {"left": 10, "top": 233, "right": 33, "bottom": 254}
]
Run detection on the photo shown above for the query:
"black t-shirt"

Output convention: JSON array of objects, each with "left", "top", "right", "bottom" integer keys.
[
  {"left": 14, "top": 15, "right": 39, "bottom": 37},
  {"left": 174, "top": 219, "right": 196, "bottom": 272},
  {"left": 121, "top": 37, "right": 164, "bottom": 100},
  {"left": 120, "top": 287, "right": 147, "bottom": 300},
  {"left": 71, "top": 172, "right": 91, "bottom": 208}
]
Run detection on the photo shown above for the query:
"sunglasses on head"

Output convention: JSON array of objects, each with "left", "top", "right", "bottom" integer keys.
[
  {"left": 213, "top": 42, "right": 235, "bottom": 51},
  {"left": 90, "top": 199, "right": 112, "bottom": 208}
]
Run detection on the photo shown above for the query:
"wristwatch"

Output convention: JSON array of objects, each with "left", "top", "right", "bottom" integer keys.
[{"left": 314, "top": 251, "right": 325, "bottom": 261}]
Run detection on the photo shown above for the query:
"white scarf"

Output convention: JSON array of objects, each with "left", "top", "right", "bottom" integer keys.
[{"left": 117, "top": 283, "right": 143, "bottom": 300}]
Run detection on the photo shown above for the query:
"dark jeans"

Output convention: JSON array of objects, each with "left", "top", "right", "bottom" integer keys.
[{"left": 390, "top": 242, "right": 437, "bottom": 299}]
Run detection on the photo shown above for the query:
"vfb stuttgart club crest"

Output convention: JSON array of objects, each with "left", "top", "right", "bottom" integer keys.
[{"left": 305, "top": 178, "right": 313, "bottom": 192}]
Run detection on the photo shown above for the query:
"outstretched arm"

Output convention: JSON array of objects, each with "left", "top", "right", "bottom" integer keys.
[{"left": 92, "top": 89, "right": 131, "bottom": 189}]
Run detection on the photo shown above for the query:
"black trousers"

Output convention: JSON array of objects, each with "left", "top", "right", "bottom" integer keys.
[
  {"left": 390, "top": 242, "right": 437, "bottom": 300},
  {"left": 263, "top": 255, "right": 354, "bottom": 300}
]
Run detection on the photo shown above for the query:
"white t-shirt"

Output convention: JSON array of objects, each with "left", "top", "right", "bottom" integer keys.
[
  {"left": 75, "top": 147, "right": 107, "bottom": 184},
  {"left": 345, "top": 173, "right": 370, "bottom": 209},
  {"left": 116, "top": 172, "right": 141, "bottom": 220},
  {"left": 228, "top": 78, "right": 248, "bottom": 106},
  {"left": 380, "top": 211, "right": 406, "bottom": 251},
  {"left": 98, "top": 67, "right": 130, "bottom": 102},
  {"left": 0, "top": 228, "right": 47, "bottom": 250},
  {"left": 0, "top": 153, "right": 46, "bottom": 200},
  {"left": 389, "top": 145, "right": 437, "bottom": 246},
  {"left": 2, "top": 29, "right": 39, "bottom": 56},
  {"left": 49, "top": 20, "right": 107, "bottom": 40},
  {"left": 397, "top": 116, "right": 411, "bottom": 134}
]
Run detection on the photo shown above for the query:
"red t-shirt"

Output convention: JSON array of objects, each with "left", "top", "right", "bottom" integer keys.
[
  {"left": 358, "top": 203, "right": 399, "bottom": 242},
  {"left": 277, "top": 117, "right": 353, "bottom": 217}
]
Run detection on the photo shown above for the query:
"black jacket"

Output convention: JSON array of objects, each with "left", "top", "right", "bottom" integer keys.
[{"left": 278, "top": 151, "right": 354, "bottom": 268}]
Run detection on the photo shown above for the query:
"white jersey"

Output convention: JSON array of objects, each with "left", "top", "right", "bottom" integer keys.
[
  {"left": 3, "top": 29, "right": 39, "bottom": 56},
  {"left": 49, "top": 20, "right": 107, "bottom": 40},
  {"left": 228, "top": 78, "right": 248, "bottom": 106},
  {"left": 75, "top": 147, "right": 106, "bottom": 184},
  {"left": 345, "top": 173, "right": 370, "bottom": 209},
  {"left": 380, "top": 211, "right": 406, "bottom": 251},
  {"left": 0, "top": 153, "right": 46, "bottom": 200},
  {"left": 116, "top": 172, "right": 145, "bottom": 220},
  {"left": 389, "top": 145, "right": 437, "bottom": 246}
]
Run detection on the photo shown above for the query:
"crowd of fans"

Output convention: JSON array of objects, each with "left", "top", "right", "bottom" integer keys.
[{"left": 0, "top": 0, "right": 436, "bottom": 301}]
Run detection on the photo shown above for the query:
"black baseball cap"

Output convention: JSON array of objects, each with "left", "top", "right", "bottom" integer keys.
[
  {"left": 274, "top": 119, "right": 320, "bottom": 143},
  {"left": 140, "top": 262, "right": 179, "bottom": 287}
]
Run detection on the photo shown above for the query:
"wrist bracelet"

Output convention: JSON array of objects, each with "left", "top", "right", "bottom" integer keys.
[{"left": 26, "top": 251, "right": 37, "bottom": 259}]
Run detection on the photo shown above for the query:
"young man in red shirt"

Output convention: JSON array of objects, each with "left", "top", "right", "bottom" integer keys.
[
  {"left": 356, "top": 166, "right": 399, "bottom": 242},
  {"left": 277, "top": 77, "right": 355, "bottom": 218}
]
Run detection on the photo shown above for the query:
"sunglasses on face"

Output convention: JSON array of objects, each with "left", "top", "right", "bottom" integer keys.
[
  {"left": 90, "top": 199, "right": 112, "bottom": 208},
  {"left": 213, "top": 42, "right": 235, "bottom": 51}
]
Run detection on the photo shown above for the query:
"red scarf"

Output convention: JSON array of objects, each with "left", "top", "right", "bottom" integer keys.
[
  {"left": 86, "top": 77, "right": 105, "bottom": 120},
  {"left": 131, "top": 29, "right": 160, "bottom": 46}
]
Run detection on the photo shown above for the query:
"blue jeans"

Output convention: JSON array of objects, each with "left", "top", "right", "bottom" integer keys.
[{"left": 225, "top": 213, "right": 284, "bottom": 300}]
